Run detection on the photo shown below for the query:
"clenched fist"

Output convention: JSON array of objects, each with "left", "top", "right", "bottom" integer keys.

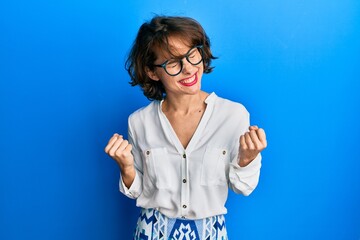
[
  {"left": 239, "top": 126, "right": 267, "bottom": 167},
  {"left": 104, "top": 133, "right": 135, "bottom": 188}
]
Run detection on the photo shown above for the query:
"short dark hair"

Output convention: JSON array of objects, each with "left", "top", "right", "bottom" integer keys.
[{"left": 125, "top": 16, "right": 216, "bottom": 101}]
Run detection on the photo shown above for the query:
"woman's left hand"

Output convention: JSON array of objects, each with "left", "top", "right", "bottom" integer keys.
[{"left": 239, "top": 126, "right": 267, "bottom": 167}]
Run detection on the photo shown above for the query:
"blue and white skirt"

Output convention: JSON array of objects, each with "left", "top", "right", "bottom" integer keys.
[{"left": 133, "top": 208, "right": 228, "bottom": 240}]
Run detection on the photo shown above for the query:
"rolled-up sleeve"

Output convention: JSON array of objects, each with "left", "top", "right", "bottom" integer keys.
[
  {"left": 229, "top": 153, "right": 262, "bottom": 196},
  {"left": 119, "top": 170, "right": 142, "bottom": 198},
  {"left": 118, "top": 116, "right": 143, "bottom": 199},
  {"left": 228, "top": 105, "right": 262, "bottom": 196}
]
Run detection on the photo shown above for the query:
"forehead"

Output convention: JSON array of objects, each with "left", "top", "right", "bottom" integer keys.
[{"left": 155, "top": 37, "right": 193, "bottom": 61}]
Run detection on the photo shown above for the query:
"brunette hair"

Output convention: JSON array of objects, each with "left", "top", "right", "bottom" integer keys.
[{"left": 125, "top": 16, "right": 216, "bottom": 100}]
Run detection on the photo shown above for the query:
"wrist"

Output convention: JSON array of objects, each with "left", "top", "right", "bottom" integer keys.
[
  {"left": 239, "top": 160, "right": 248, "bottom": 167},
  {"left": 120, "top": 164, "right": 135, "bottom": 175},
  {"left": 239, "top": 157, "right": 253, "bottom": 167},
  {"left": 120, "top": 165, "right": 136, "bottom": 188}
]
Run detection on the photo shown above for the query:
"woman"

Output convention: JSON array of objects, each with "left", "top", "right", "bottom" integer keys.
[{"left": 105, "top": 15, "right": 267, "bottom": 240}]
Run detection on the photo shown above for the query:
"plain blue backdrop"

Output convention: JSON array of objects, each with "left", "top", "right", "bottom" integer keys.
[{"left": 1, "top": 0, "right": 359, "bottom": 239}]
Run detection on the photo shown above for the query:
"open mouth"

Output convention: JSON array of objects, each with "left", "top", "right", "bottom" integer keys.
[{"left": 178, "top": 73, "right": 198, "bottom": 87}]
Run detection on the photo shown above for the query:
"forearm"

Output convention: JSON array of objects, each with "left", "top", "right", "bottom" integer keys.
[{"left": 120, "top": 165, "right": 136, "bottom": 189}]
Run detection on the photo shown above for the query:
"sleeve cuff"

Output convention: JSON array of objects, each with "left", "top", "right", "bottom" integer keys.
[
  {"left": 229, "top": 153, "right": 262, "bottom": 196},
  {"left": 119, "top": 170, "right": 141, "bottom": 199},
  {"left": 231, "top": 153, "right": 262, "bottom": 178}
]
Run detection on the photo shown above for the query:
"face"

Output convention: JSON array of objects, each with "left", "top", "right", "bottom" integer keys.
[{"left": 147, "top": 37, "right": 204, "bottom": 98}]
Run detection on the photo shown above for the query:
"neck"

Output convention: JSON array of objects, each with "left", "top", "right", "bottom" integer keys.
[{"left": 162, "top": 91, "right": 208, "bottom": 115}]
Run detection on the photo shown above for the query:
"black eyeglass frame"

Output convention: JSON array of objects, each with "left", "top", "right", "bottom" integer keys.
[{"left": 152, "top": 45, "right": 204, "bottom": 76}]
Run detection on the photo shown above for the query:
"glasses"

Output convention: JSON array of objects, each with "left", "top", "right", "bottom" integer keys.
[{"left": 153, "top": 45, "right": 204, "bottom": 76}]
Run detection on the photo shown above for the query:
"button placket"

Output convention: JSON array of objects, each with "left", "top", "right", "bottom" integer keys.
[{"left": 180, "top": 152, "right": 189, "bottom": 217}]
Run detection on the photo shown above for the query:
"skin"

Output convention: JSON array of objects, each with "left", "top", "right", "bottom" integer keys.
[{"left": 104, "top": 37, "right": 267, "bottom": 188}]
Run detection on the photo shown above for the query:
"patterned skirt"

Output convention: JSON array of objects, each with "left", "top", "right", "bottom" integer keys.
[{"left": 133, "top": 208, "right": 228, "bottom": 240}]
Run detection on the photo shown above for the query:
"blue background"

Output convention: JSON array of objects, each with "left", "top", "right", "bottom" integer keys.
[{"left": 1, "top": 0, "right": 359, "bottom": 239}]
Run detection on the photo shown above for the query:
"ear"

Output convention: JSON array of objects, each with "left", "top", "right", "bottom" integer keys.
[{"left": 145, "top": 67, "right": 160, "bottom": 81}]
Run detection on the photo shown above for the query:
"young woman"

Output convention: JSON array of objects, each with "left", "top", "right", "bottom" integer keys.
[{"left": 105, "top": 15, "right": 267, "bottom": 240}]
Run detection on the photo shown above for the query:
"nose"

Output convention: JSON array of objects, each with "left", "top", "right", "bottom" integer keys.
[{"left": 181, "top": 59, "right": 193, "bottom": 74}]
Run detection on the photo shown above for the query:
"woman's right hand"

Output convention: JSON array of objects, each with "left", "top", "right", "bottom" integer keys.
[{"left": 104, "top": 134, "right": 135, "bottom": 180}]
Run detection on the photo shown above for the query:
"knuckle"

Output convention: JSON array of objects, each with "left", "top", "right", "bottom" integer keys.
[
  {"left": 108, "top": 149, "right": 116, "bottom": 157},
  {"left": 259, "top": 128, "right": 266, "bottom": 136},
  {"left": 115, "top": 148, "right": 123, "bottom": 157}
]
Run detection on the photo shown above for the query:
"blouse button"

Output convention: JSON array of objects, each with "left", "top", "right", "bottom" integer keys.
[
  {"left": 182, "top": 179, "right": 187, "bottom": 183},
  {"left": 146, "top": 150, "right": 150, "bottom": 155},
  {"left": 222, "top": 150, "right": 226, "bottom": 155},
  {"left": 183, "top": 205, "right": 187, "bottom": 208},
  {"left": 183, "top": 154, "right": 186, "bottom": 159}
]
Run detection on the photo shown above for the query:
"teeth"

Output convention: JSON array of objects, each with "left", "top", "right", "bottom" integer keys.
[{"left": 181, "top": 75, "right": 195, "bottom": 84}]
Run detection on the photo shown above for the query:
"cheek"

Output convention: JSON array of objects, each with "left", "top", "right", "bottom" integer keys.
[
  {"left": 198, "top": 62, "right": 205, "bottom": 73},
  {"left": 155, "top": 70, "right": 170, "bottom": 82},
  {"left": 196, "top": 66, "right": 202, "bottom": 74},
  {"left": 158, "top": 75, "right": 175, "bottom": 87}
]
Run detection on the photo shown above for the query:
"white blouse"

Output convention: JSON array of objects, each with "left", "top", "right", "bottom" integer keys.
[{"left": 119, "top": 92, "right": 262, "bottom": 219}]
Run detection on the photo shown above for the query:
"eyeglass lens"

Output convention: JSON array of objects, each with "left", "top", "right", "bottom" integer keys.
[{"left": 165, "top": 46, "right": 203, "bottom": 76}]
